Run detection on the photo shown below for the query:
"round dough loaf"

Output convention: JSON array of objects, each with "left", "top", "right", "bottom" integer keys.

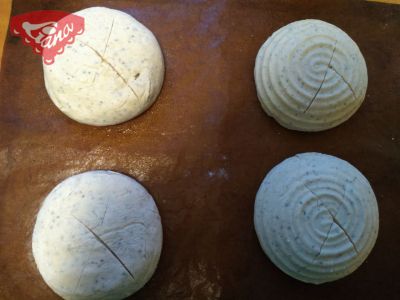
[
  {"left": 32, "top": 170, "right": 162, "bottom": 299},
  {"left": 254, "top": 153, "right": 378, "bottom": 284},
  {"left": 43, "top": 7, "right": 164, "bottom": 126},
  {"left": 254, "top": 19, "right": 368, "bottom": 131}
]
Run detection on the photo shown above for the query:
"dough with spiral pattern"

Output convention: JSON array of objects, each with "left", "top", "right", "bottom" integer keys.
[
  {"left": 254, "top": 153, "right": 379, "bottom": 284},
  {"left": 254, "top": 19, "right": 368, "bottom": 131}
]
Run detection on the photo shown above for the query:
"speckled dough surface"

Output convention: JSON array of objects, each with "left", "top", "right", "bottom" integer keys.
[
  {"left": 32, "top": 171, "right": 163, "bottom": 300},
  {"left": 43, "top": 7, "right": 165, "bottom": 126},
  {"left": 254, "top": 19, "right": 368, "bottom": 132},
  {"left": 254, "top": 153, "right": 379, "bottom": 284}
]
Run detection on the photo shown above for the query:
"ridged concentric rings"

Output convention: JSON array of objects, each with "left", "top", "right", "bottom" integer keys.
[
  {"left": 254, "top": 20, "right": 368, "bottom": 131},
  {"left": 254, "top": 153, "right": 379, "bottom": 284}
]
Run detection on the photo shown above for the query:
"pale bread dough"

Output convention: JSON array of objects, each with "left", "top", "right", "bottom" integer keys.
[
  {"left": 254, "top": 153, "right": 379, "bottom": 284},
  {"left": 43, "top": 7, "right": 164, "bottom": 126},
  {"left": 254, "top": 19, "right": 368, "bottom": 131},
  {"left": 32, "top": 171, "right": 162, "bottom": 299}
]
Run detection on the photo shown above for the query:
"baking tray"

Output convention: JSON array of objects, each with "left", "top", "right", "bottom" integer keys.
[{"left": 0, "top": 0, "right": 399, "bottom": 299}]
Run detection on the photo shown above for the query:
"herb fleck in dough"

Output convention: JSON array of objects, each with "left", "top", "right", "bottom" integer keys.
[
  {"left": 43, "top": 7, "right": 164, "bottom": 126},
  {"left": 32, "top": 170, "right": 163, "bottom": 299},
  {"left": 254, "top": 19, "right": 368, "bottom": 132},
  {"left": 254, "top": 153, "right": 379, "bottom": 284}
]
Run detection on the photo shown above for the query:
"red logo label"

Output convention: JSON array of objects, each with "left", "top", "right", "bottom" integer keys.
[{"left": 10, "top": 10, "right": 85, "bottom": 65}]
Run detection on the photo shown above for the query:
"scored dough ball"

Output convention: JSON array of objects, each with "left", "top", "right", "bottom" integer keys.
[
  {"left": 254, "top": 153, "right": 379, "bottom": 284},
  {"left": 43, "top": 7, "right": 164, "bottom": 126},
  {"left": 32, "top": 171, "right": 163, "bottom": 299},
  {"left": 254, "top": 19, "right": 368, "bottom": 131}
]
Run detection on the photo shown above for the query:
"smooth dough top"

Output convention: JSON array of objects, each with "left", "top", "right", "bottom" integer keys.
[
  {"left": 43, "top": 7, "right": 164, "bottom": 126},
  {"left": 32, "top": 171, "right": 163, "bottom": 300},
  {"left": 254, "top": 153, "right": 379, "bottom": 284},
  {"left": 254, "top": 19, "right": 368, "bottom": 132}
]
